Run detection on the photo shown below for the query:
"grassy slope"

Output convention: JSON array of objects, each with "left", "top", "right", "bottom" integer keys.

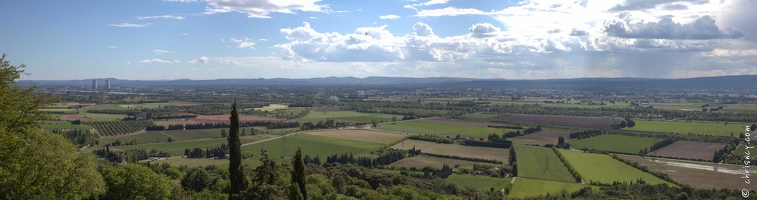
[
  {"left": 560, "top": 150, "right": 674, "bottom": 186},
  {"left": 569, "top": 134, "right": 656, "bottom": 154},
  {"left": 515, "top": 146, "right": 576, "bottom": 183}
]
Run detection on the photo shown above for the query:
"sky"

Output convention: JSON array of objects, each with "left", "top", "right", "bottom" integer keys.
[{"left": 1, "top": 0, "right": 756, "bottom": 80}]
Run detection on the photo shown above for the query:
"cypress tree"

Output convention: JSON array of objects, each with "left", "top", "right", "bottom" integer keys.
[
  {"left": 291, "top": 146, "right": 307, "bottom": 199},
  {"left": 228, "top": 100, "right": 243, "bottom": 199}
]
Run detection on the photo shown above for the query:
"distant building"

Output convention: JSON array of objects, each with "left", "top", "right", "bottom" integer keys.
[
  {"left": 91, "top": 80, "right": 98, "bottom": 90},
  {"left": 105, "top": 80, "right": 111, "bottom": 90},
  {"left": 328, "top": 96, "right": 340, "bottom": 102}
]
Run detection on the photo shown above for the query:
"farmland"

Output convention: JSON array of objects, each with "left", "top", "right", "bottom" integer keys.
[
  {"left": 83, "top": 120, "right": 155, "bottom": 136},
  {"left": 569, "top": 134, "right": 656, "bottom": 154},
  {"left": 81, "top": 113, "right": 127, "bottom": 121},
  {"left": 61, "top": 114, "right": 93, "bottom": 121},
  {"left": 500, "top": 115, "right": 620, "bottom": 129},
  {"left": 622, "top": 156, "right": 757, "bottom": 190},
  {"left": 192, "top": 114, "right": 282, "bottom": 124},
  {"left": 648, "top": 141, "right": 726, "bottom": 161},
  {"left": 241, "top": 133, "right": 390, "bottom": 162},
  {"left": 39, "top": 122, "right": 91, "bottom": 129},
  {"left": 508, "top": 178, "right": 591, "bottom": 198},
  {"left": 114, "top": 136, "right": 266, "bottom": 155},
  {"left": 514, "top": 146, "right": 576, "bottom": 182},
  {"left": 377, "top": 121, "right": 516, "bottom": 138},
  {"left": 389, "top": 155, "right": 481, "bottom": 169},
  {"left": 304, "top": 129, "right": 406, "bottom": 144},
  {"left": 512, "top": 129, "right": 573, "bottom": 144},
  {"left": 253, "top": 104, "right": 288, "bottom": 111},
  {"left": 560, "top": 150, "right": 673, "bottom": 186},
  {"left": 414, "top": 118, "right": 490, "bottom": 127},
  {"left": 151, "top": 157, "right": 229, "bottom": 168},
  {"left": 624, "top": 120, "right": 745, "bottom": 137},
  {"left": 98, "top": 131, "right": 173, "bottom": 146},
  {"left": 159, "top": 128, "right": 226, "bottom": 141},
  {"left": 444, "top": 174, "right": 510, "bottom": 191},
  {"left": 294, "top": 111, "right": 395, "bottom": 123},
  {"left": 390, "top": 140, "right": 508, "bottom": 162}
]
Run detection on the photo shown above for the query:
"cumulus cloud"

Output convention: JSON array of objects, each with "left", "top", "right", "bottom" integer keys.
[
  {"left": 163, "top": 0, "right": 198, "bottom": 2},
  {"left": 109, "top": 23, "right": 153, "bottom": 28},
  {"left": 187, "top": 56, "right": 209, "bottom": 64},
  {"left": 570, "top": 29, "right": 589, "bottom": 36},
  {"left": 604, "top": 15, "right": 744, "bottom": 40},
  {"left": 154, "top": 49, "right": 177, "bottom": 55},
  {"left": 137, "top": 15, "right": 184, "bottom": 20},
  {"left": 379, "top": 15, "right": 401, "bottom": 20},
  {"left": 469, "top": 23, "right": 501, "bottom": 38},
  {"left": 140, "top": 59, "right": 175, "bottom": 64},
  {"left": 412, "top": 22, "right": 434, "bottom": 36},
  {"left": 225, "top": 38, "right": 256, "bottom": 49},
  {"left": 415, "top": 7, "right": 486, "bottom": 17},
  {"left": 203, "top": 0, "right": 328, "bottom": 18}
]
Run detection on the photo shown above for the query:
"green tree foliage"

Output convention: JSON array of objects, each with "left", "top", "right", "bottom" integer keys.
[
  {"left": 100, "top": 164, "right": 174, "bottom": 200},
  {"left": 291, "top": 146, "right": 307, "bottom": 199},
  {"left": 228, "top": 100, "right": 244, "bottom": 199},
  {"left": 243, "top": 149, "right": 282, "bottom": 200},
  {"left": 182, "top": 168, "right": 221, "bottom": 192},
  {"left": 0, "top": 54, "right": 105, "bottom": 200}
]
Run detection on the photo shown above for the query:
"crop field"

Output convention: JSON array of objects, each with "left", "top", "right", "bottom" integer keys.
[
  {"left": 253, "top": 104, "right": 288, "bottom": 111},
  {"left": 414, "top": 118, "right": 489, "bottom": 127},
  {"left": 389, "top": 155, "right": 481, "bottom": 169},
  {"left": 39, "top": 108, "right": 79, "bottom": 114},
  {"left": 390, "top": 140, "right": 507, "bottom": 162},
  {"left": 514, "top": 146, "right": 576, "bottom": 182},
  {"left": 304, "top": 129, "right": 406, "bottom": 144},
  {"left": 500, "top": 115, "right": 620, "bottom": 129},
  {"left": 648, "top": 141, "right": 726, "bottom": 161},
  {"left": 295, "top": 111, "right": 395, "bottom": 123},
  {"left": 159, "top": 128, "right": 226, "bottom": 141},
  {"left": 622, "top": 156, "right": 757, "bottom": 190},
  {"left": 117, "top": 104, "right": 167, "bottom": 109},
  {"left": 508, "top": 178, "right": 591, "bottom": 199},
  {"left": 82, "top": 113, "right": 128, "bottom": 121},
  {"left": 151, "top": 157, "right": 229, "bottom": 168},
  {"left": 61, "top": 114, "right": 93, "bottom": 121},
  {"left": 241, "top": 133, "right": 387, "bottom": 162},
  {"left": 377, "top": 121, "right": 515, "bottom": 138},
  {"left": 444, "top": 174, "right": 510, "bottom": 191},
  {"left": 560, "top": 150, "right": 673, "bottom": 186},
  {"left": 38, "top": 122, "right": 91, "bottom": 129},
  {"left": 721, "top": 104, "right": 757, "bottom": 112},
  {"left": 83, "top": 121, "right": 155, "bottom": 136},
  {"left": 512, "top": 129, "right": 573, "bottom": 144},
  {"left": 624, "top": 120, "right": 745, "bottom": 137},
  {"left": 115, "top": 136, "right": 265, "bottom": 155},
  {"left": 192, "top": 114, "right": 282, "bottom": 124},
  {"left": 569, "top": 134, "right": 656, "bottom": 154},
  {"left": 98, "top": 131, "right": 173, "bottom": 146},
  {"left": 463, "top": 113, "right": 500, "bottom": 118}
]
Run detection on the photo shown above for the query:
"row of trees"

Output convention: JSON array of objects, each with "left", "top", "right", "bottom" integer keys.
[
  {"left": 552, "top": 147, "right": 582, "bottom": 183},
  {"left": 409, "top": 134, "right": 455, "bottom": 144},
  {"left": 184, "top": 144, "right": 228, "bottom": 158},
  {"left": 49, "top": 128, "right": 99, "bottom": 146},
  {"left": 568, "top": 130, "right": 605, "bottom": 139},
  {"left": 611, "top": 117, "right": 637, "bottom": 129}
]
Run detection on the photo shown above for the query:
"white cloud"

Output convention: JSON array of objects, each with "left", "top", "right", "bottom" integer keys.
[
  {"left": 203, "top": 0, "right": 328, "bottom": 18},
  {"left": 163, "top": 0, "right": 198, "bottom": 2},
  {"left": 140, "top": 59, "right": 175, "bottom": 64},
  {"left": 309, "top": 16, "right": 318, "bottom": 19},
  {"left": 604, "top": 15, "right": 743, "bottom": 40},
  {"left": 126, "top": 61, "right": 131, "bottom": 64},
  {"left": 415, "top": 7, "right": 486, "bottom": 17},
  {"left": 220, "top": 60, "right": 242, "bottom": 65},
  {"left": 405, "top": 0, "right": 449, "bottom": 9},
  {"left": 379, "top": 15, "right": 401, "bottom": 20},
  {"left": 182, "top": 33, "right": 190, "bottom": 36},
  {"left": 259, "top": 38, "right": 269, "bottom": 41},
  {"left": 187, "top": 56, "right": 209, "bottom": 64},
  {"left": 109, "top": 23, "right": 153, "bottom": 28},
  {"left": 225, "top": 37, "right": 256, "bottom": 49},
  {"left": 137, "top": 15, "right": 185, "bottom": 20},
  {"left": 154, "top": 49, "right": 177, "bottom": 55},
  {"left": 107, "top": 46, "right": 119, "bottom": 49}
]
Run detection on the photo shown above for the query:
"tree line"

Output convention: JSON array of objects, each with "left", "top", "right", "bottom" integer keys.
[{"left": 184, "top": 143, "right": 228, "bottom": 158}]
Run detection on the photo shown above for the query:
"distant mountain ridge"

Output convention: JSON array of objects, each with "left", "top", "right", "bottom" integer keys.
[{"left": 18, "top": 75, "right": 757, "bottom": 92}]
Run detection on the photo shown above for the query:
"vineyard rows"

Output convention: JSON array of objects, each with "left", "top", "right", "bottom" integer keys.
[{"left": 82, "top": 121, "right": 156, "bottom": 136}]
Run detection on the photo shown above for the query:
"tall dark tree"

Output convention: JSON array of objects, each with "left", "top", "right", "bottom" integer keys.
[
  {"left": 228, "top": 100, "right": 243, "bottom": 199},
  {"left": 291, "top": 146, "right": 307, "bottom": 199}
]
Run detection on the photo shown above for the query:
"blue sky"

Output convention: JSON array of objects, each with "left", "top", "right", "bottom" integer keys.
[{"left": 1, "top": 0, "right": 756, "bottom": 80}]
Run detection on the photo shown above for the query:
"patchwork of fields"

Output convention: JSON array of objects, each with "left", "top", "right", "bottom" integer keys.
[
  {"left": 622, "top": 156, "right": 757, "bottom": 190},
  {"left": 113, "top": 136, "right": 266, "bottom": 155},
  {"left": 378, "top": 121, "right": 519, "bottom": 138},
  {"left": 389, "top": 155, "right": 482, "bottom": 169},
  {"left": 569, "top": 134, "right": 656, "bottom": 154},
  {"left": 294, "top": 111, "right": 395, "bottom": 123},
  {"left": 511, "top": 129, "right": 573, "bottom": 144},
  {"left": 648, "top": 141, "right": 726, "bottom": 161},
  {"left": 500, "top": 115, "right": 620, "bottom": 129},
  {"left": 390, "top": 139, "right": 508, "bottom": 162}
]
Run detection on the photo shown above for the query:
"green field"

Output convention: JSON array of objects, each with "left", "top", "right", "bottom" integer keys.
[
  {"left": 241, "top": 133, "right": 390, "bottom": 164},
  {"left": 98, "top": 131, "right": 173, "bottom": 146},
  {"left": 514, "top": 146, "right": 576, "bottom": 183},
  {"left": 254, "top": 104, "right": 288, "bottom": 111},
  {"left": 160, "top": 128, "right": 226, "bottom": 141},
  {"left": 82, "top": 113, "right": 128, "bottom": 121},
  {"left": 114, "top": 136, "right": 264, "bottom": 155},
  {"left": 294, "top": 111, "right": 395, "bottom": 123},
  {"left": 444, "top": 174, "right": 510, "bottom": 191},
  {"left": 508, "top": 178, "right": 592, "bottom": 198},
  {"left": 560, "top": 150, "right": 674, "bottom": 186},
  {"left": 569, "top": 134, "right": 656, "bottom": 154},
  {"left": 39, "top": 122, "right": 91, "bottom": 129},
  {"left": 377, "top": 121, "right": 516, "bottom": 138},
  {"left": 625, "top": 120, "right": 746, "bottom": 137},
  {"left": 39, "top": 108, "right": 78, "bottom": 114},
  {"left": 463, "top": 113, "right": 500, "bottom": 118},
  {"left": 150, "top": 157, "right": 229, "bottom": 168}
]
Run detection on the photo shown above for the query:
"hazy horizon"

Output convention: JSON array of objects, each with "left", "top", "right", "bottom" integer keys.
[{"left": 2, "top": 0, "right": 757, "bottom": 80}]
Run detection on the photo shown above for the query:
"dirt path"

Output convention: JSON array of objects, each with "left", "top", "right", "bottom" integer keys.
[
  {"left": 159, "top": 131, "right": 181, "bottom": 141},
  {"left": 510, "top": 177, "right": 517, "bottom": 184}
]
